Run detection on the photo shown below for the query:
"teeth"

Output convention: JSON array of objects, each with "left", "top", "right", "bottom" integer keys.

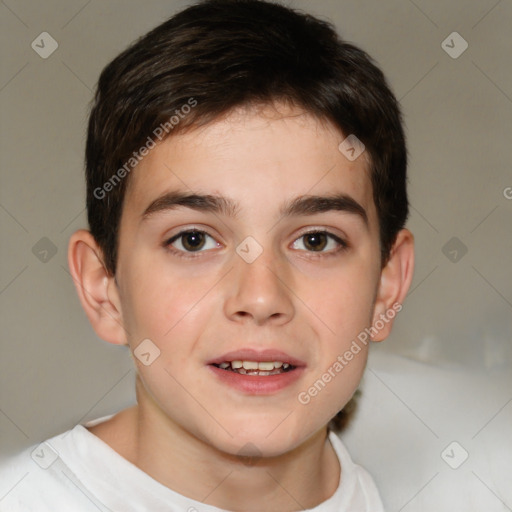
[
  {"left": 217, "top": 360, "right": 291, "bottom": 370},
  {"left": 257, "top": 362, "right": 275, "bottom": 371},
  {"left": 237, "top": 368, "right": 283, "bottom": 376}
]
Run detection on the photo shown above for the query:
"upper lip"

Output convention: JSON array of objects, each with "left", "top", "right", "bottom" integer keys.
[{"left": 207, "top": 348, "right": 306, "bottom": 367}]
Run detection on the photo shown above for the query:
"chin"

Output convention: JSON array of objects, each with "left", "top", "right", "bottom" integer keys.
[{"left": 204, "top": 414, "right": 317, "bottom": 459}]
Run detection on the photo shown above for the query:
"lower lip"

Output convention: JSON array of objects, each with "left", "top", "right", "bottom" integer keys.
[{"left": 208, "top": 365, "right": 305, "bottom": 394}]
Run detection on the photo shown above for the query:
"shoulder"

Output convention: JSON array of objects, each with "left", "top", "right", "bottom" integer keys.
[
  {"left": 327, "top": 431, "right": 385, "bottom": 511},
  {"left": 0, "top": 428, "right": 106, "bottom": 511}
]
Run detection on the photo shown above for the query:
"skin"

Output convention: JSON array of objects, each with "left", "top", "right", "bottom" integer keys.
[{"left": 68, "top": 103, "right": 414, "bottom": 510}]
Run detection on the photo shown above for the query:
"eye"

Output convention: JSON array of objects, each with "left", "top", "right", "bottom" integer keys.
[
  {"left": 291, "top": 230, "right": 347, "bottom": 253},
  {"left": 166, "top": 230, "right": 220, "bottom": 253}
]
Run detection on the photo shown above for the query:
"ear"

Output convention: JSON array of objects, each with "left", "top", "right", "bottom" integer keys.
[
  {"left": 67, "top": 229, "right": 128, "bottom": 345},
  {"left": 371, "top": 228, "right": 415, "bottom": 342}
]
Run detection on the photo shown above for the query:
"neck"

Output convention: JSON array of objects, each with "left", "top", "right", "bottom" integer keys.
[{"left": 87, "top": 390, "right": 340, "bottom": 510}]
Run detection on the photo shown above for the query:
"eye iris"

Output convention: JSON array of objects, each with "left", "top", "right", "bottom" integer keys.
[
  {"left": 182, "top": 231, "right": 205, "bottom": 251},
  {"left": 304, "top": 233, "right": 327, "bottom": 251}
]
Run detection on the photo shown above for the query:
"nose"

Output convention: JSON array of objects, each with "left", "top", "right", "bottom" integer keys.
[{"left": 223, "top": 248, "right": 295, "bottom": 326}]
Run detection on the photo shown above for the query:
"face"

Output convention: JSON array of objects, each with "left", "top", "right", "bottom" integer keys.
[{"left": 115, "top": 104, "right": 383, "bottom": 456}]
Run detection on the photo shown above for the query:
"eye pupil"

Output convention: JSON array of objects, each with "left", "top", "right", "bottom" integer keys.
[
  {"left": 183, "top": 231, "right": 205, "bottom": 251},
  {"left": 304, "top": 233, "right": 327, "bottom": 251}
]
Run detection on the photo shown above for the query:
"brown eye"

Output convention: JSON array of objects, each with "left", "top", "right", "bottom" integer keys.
[
  {"left": 291, "top": 230, "right": 347, "bottom": 254},
  {"left": 167, "top": 230, "right": 218, "bottom": 253},
  {"left": 303, "top": 232, "right": 328, "bottom": 251},
  {"left": 181, "top": 231, "right": 206, "bottom": 251}
]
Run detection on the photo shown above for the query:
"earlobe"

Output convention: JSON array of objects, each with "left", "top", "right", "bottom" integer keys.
[
  {"left": 67, "top": 229, "right": 127, "bottom": 345},
  {"left": 371, "top": 228, "right": 415, "bottom": 342}
]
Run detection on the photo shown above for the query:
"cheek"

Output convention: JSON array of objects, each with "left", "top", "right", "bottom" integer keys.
[
  {"left": 292, "top": 267, "right": 374, "bottom": 415},
  {"left": 307, "top": 266, "right": 377, "bottom": 344},
  {"left": 296, "top": 343, "right": 369, "bottom": 437},
  {"left": 121, "top": 259, "right": 218, "bottom": 341},
  {"left": 122, "top": 270, "right": 215, "bottom": 411}
]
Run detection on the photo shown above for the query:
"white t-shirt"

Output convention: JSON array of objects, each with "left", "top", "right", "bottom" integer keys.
[{"left": 0, "top": 415, "right": 383, "bottom": 511}]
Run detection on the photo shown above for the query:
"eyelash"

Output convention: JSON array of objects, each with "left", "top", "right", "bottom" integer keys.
[{"left": 164, "top": 229, "right": 349, "bottom": 259}]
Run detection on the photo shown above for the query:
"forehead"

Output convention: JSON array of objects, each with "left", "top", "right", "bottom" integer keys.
[{"left": 123, "top": 104, "right": 376, "bottom": 227}]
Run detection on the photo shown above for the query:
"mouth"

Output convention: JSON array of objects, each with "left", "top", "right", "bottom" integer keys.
[
  {"left": 211, "top": 360, "right": 296, "bottom": 376},
  {"left": 207, "top": 349, "right": 305, "bottom": 394}
]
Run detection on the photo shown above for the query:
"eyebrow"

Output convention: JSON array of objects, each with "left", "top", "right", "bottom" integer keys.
[{"left": 141, "top": 190, "right": 368, "bottom": 227}]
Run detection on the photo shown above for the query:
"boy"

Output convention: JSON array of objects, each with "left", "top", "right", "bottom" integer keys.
[{"left": 0, "top": 0, "right": 414, "bottom": 509}]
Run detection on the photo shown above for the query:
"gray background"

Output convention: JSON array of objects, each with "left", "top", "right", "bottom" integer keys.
[{"left": 1, "top": 0, "right": 511, "bottom": 510}]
